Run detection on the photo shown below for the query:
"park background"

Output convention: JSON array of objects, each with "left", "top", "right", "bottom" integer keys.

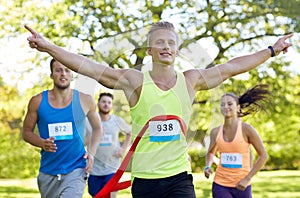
[{"left": 0, "top": 0, "right": 300, "bottom": 197}]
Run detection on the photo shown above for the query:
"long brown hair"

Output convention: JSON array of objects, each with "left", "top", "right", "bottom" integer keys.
[{"left": 222, "top": 84, "right": 271, "bottom": 117}]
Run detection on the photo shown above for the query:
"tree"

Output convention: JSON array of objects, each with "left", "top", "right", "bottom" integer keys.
[
  {"left": 0, "top": 77, "right": 41, "bottom": 178},
  {"left": 1, "top": 0, "right": 299, "bottom": 66}
]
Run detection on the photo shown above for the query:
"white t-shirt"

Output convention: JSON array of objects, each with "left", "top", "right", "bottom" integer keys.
[{"left": 85, "top": 114, "right": 131, "bottom": 176}]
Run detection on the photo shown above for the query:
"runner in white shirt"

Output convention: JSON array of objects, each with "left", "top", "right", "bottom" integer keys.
[{"left": 85, "top": 92, "right": 132, "bottom": 198}]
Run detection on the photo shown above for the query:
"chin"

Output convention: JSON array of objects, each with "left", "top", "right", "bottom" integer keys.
[
  {"left": 56, "top": 84, "right": 70, "bottom": 90},
  {"left": 160, "top": 60, "right": 175, "bottom": 66}
]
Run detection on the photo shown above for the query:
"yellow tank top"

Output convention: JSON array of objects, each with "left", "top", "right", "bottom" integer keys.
[
  {"left": 214, "top": 120, "right": 251, "bottom": 187},
  {"left": 130, "top": 71, "right": 192, "bottom": 179}
]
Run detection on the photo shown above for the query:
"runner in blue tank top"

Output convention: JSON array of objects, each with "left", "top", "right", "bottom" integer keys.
[{"left": 22, "top": 59, "right": 103, "bottom": 198}]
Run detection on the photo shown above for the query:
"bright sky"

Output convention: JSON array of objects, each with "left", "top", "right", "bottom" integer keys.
[{"left": 0, "top": 34, "right": 42, "bottom": 93}]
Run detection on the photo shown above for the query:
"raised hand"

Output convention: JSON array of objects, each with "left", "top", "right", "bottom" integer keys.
[
  {"left": 24, "top": 25, "right": 51, "bottom": 52},
  {"left": 273, "top": 33, "right": 293, "bottom": 56}
]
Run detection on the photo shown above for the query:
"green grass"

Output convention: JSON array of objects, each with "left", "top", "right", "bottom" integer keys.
[
  {"left": 0, "top": 170, "right": 299, "bottom": 198},
  {"left": 251, "top": 170, "right": 300, "bottom": 198}
]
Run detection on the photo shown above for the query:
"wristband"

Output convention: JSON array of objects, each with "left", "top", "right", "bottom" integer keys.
[
  {"left": 204, "top": 166, "right": 210, "bottom": 171},
  {"left": 268, "top": 46, "right": 275, "bottom": 57}
]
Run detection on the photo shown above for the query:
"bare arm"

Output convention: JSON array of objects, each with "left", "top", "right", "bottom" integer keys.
[
  {"left": 84, "top": 118, "right": 92, "bottom": 146},
  {"left": 204, "top": 127, "right": 219, "bottom": 178},
  {"left": 22, "top": 94, "right": 57, "bottom": 152},
  {"left": 245, "top": 123, "right": 268, "bottom": 179},
  {"left": 24, "top": 25, "right": 143, "bottom": 106},
  {"left": 122, "top": 132, "right": 132, "bottom": 150},
  {"left": 114, "top": 131, "right": 132, "bottom": 158},
  {"left": 114, "top": 118, "right": 132, "bottom": 158},
  {"left": 185, "top": 33, "right": 293, "bottom": 91},
  {"left": 81, "top": 94, "right": 103, "bottom": 173},
  {"left": 119, "top": 118, "right": 132, "bottom": 150},
  {"left": 86, "top": 111, "right": 102, "bottom": 158},
  {"left": 236, "top": 123, "right": 268, "bottom": 190}
]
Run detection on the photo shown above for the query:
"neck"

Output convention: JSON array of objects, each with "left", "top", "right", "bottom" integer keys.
[
  {"left": 100, "top": 112, "right": 110, "bottom": 121},
  {"left": 151, "top": 62, "right": 174, "bottom": 75},
  {"left": 48, "top": 88, "right": 73, "bottom": 108},
  {"left": 149, "top": 66, "right": 177, "bottom": 91},
  {"left": 51, "top": 87, "right": 72, "bottom": 100},
  {"left": 223, "top": 117, "right": 239, "bottom": 128}
]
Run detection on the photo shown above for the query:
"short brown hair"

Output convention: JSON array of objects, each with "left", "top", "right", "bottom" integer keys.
[
  {"left": 50, "top": 58, "right": 56, "bottom": 73},
  {"left": 98, "top": 92, "right": 114, "bottom": 101}
]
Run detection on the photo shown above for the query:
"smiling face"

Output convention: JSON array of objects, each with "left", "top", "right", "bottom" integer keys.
[
  {"left": 147, "top": 29, "right": 179, "bottom": 66},
  {"left": 220, "top": 95, "right": 240, "bottom": 118},
  {"left": 50, "top": 61, "right": 73, "bottom": 90}
]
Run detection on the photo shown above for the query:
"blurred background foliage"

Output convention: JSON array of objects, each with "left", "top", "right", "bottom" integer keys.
[{"left": 0, "top": 0, "right": 299, "bottom": 178}]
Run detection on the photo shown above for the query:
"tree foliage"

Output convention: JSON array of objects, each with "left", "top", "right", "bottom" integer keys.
[
  {"left": 0, "top": 77, "right": 40, "bottom": 178},
  {"left": 0, "top": 0, "right": 299, "bottom": 177}
]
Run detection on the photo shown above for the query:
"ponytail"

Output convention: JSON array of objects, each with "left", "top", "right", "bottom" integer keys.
[{"left": 223, "top": 84, "right": 271, "bottom": 117}]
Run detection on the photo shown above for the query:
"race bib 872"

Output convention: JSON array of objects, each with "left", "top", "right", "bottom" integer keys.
[{"left": 48, "top": 122, "right": 73, "bottom": 140}]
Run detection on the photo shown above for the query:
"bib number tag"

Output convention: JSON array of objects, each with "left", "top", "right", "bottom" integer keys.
[
  {"left": 100, "top": 134, "right": 113, "bottom": 146},
  {"left": 221, "top": 153, "right": 242, "bottom": 168},
  {"left": 48, "top": 122, "right": 73, "bottom": 140},
  {"left": 149, "top": 120, "right": 181, "bottom": 142}
]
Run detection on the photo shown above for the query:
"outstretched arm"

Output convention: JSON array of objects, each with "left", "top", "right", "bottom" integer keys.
[
  {"left": 24, "top": 25, "right": 142, "bottom": 93},
  {"left": 186, "top": 33, "right": 294, "bottom": 91}
]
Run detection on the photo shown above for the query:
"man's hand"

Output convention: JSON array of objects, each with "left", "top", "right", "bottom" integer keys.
[
  {"left": 42, "top": 137, "right": 57, "bottom": 152},
  {"left": 24, "top": 25, "right": 51, "bottom": 52},
  {"left": 113, "top": 147, "right": 126, "bottom": 158},
  {"left": 273, "top": 33, "right": 293, "bottom": 56}
]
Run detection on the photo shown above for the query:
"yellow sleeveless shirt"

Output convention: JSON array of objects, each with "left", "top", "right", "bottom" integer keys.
[{"left": 130, "top": 71, "right": 192, "bottom": 179}]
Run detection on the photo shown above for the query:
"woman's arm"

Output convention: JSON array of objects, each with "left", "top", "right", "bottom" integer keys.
[
  {"left": 204, "top": 127, "right": 219, "bottom": 178},
  {"left": 237, "top": 123, "right": 268, "bottom": 190}
]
